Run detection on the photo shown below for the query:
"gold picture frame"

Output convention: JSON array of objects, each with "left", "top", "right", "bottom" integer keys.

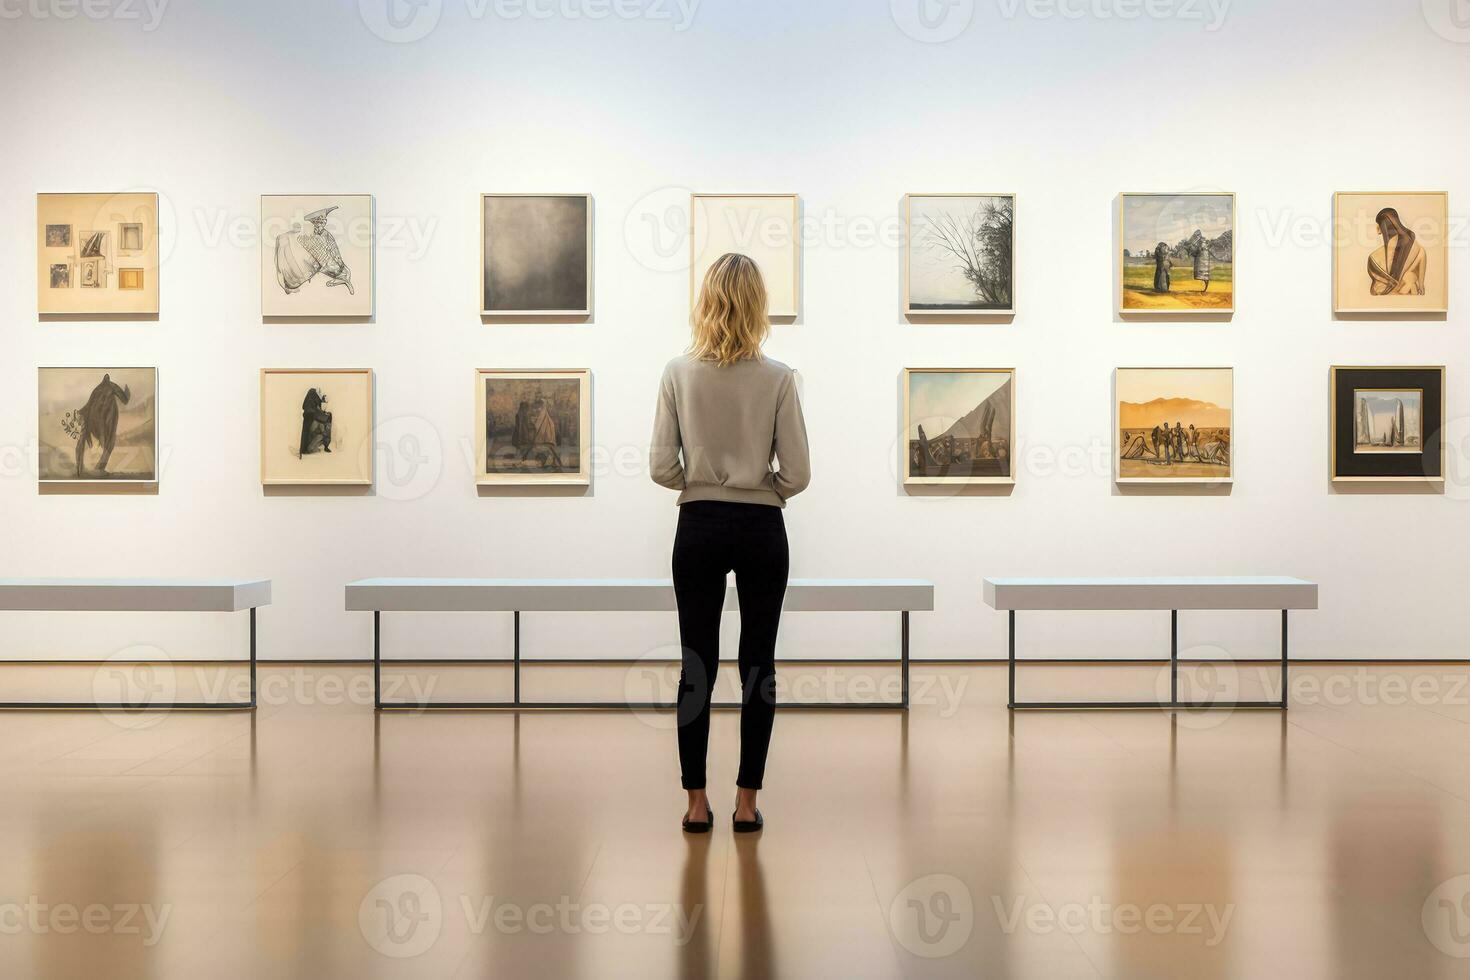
[{"left": 1329, "top": 365, "right": 1445, "bottom": 484}]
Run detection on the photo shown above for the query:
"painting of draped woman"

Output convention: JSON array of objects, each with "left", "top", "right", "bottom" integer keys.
[
  {"left": 1333, "top": 192, "right": 1448, "bottom": 315},
  {"left": 38, "top": 367, "right": 157, "bottom": 486},
  {"left": 476, "top": 369, "right": 590, "bottom": 486}
]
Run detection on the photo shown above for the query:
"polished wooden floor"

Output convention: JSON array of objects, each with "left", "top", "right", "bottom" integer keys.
[{"left": 1, "top": 661, "right": 1468, "bottom": 979}]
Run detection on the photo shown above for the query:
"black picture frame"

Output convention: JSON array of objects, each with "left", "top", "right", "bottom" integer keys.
[{"left": 1331, "top": 366, "right": 1444, "bottom": 482}]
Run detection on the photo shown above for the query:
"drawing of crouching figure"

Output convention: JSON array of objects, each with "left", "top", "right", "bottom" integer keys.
[{"left": 299, "top": 388, "right": 333, "bottom": 456}]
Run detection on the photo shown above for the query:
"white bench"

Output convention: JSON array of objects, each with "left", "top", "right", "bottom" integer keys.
[
  {"left": 983, "top": 577, "right": 1319, "bottom": 710},
  {"left": 345, "top": 577, "right": 935, "bottom": 710},
  {"left": 0, "top": 578, "right": 270, "bottom": 710}
]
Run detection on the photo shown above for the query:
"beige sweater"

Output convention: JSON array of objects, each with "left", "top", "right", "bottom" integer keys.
[{"left": 650, "top": 355, "right": 811, "bottom": 507}]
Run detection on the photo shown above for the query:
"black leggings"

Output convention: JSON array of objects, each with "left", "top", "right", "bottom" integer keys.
[{"left": 673, "top": 500, "right": 788, "bottom": 791}]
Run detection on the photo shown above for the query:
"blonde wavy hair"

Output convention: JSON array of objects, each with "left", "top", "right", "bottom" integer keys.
[{"left": 689, "top": 253, "right": 769, "bottom": 366}]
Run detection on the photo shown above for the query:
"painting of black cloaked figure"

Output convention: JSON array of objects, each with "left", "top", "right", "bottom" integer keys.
[
  {"left": 38, "top": 367, "right": 157, "bottom": 485},
  {"left": 480, "top": 195, "right": 591, "bottom": 316},
  {"left": 903, "top": 368, "right": 1014, "bottom": 485},
  {"left": 259, "top": 369, "right": 375, "bottom": 486},
  {"left": 476, "top": 369, "right": 591, "bottom": 485}
]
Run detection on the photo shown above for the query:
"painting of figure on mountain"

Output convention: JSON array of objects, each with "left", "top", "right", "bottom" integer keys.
[
  {"left": 905, "top": 195, "right": 1014, "bottom": 314},
  {"left": 1354, "top": 390, "right": 1422, "bottom": 453},
  {"left": 1115, "top": 367, "right": 1232, "bottom": 483},
  {"left": 1333, "top": 192, "right": 1448, "bottom": 315},
  {"left": 261, "top": 195, "right": 374, "bottom": 318},
  {"left": 1119, "top": 194, "right": 1234, "bottom": 314},
  {"left": 903, "top": 368, "right": 1014, "bottom": 485},
  {"left": 38, "top": 367, "right": 157, "bottom": 485}
]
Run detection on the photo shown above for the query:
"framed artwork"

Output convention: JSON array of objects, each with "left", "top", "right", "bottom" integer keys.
[
  {"left": 902, "top": 368, "right": 1014, "bottom": 485},
  {"left": 904, "top": 194, "right": 1015, "bottom": 314},
  {"left": 690, "top": 194, "right": 799, "bottom": 318},
  {"left": 1119, "top": 193, "right": 1235, "bottom": 315},
  {"left": 1332, "top": 192, "right": 1448, "bottom": 315},
  {"left": 1115, "top": 367, "right": 1233, "bottom": 484},
  {"left": 37, "top": 193, "right": 159, "bottom": 315},
  {"left": 480, "top": 193, "right": 591, "bottom": 316},
  {"left": 1330, "top": 366, "right": 1444, "bottom": 483},
  {"left": 259, "top": 369, "right": 375, "bottom": 486},
  {"left": 38, "top": 367, "right": 157, "bottom": 486},
  {"left": 261, "top": 194, "right": 374, "bottom": 318},
  {"left": 475, "top": 369, "right": 590, "bottom": 486}
]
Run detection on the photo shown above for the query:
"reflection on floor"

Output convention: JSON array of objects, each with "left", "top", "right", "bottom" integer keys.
[{"left": 0, "top": 662, "right": 1467, "bottom": 978}]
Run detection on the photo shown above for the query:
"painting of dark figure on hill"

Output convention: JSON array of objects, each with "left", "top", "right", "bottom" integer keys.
[
  {"left": 477, "top": 370, "right": 591, "bottom": 485},
  {"left": 903, "top": 369, "right": 1014, "bottom": 485},
  {"left": 38, "top": 367, "right": 157, "bottom": 485},
  {"left": 906, "top": 195, "right": 1014, "bottom": 314}
]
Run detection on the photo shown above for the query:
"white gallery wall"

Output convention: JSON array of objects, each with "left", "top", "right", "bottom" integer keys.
[{"left": 2, "top": 0, "right": 1468, "bottom": 664}]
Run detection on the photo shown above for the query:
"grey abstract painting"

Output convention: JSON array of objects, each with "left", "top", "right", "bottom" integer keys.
[{"left": 482, "top": 194, "right": 590, "bottom": 314}]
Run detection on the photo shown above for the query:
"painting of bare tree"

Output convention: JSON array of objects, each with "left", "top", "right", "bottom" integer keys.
[{"left": 905, "top": 194, "right": 1015, "bottom": 314}]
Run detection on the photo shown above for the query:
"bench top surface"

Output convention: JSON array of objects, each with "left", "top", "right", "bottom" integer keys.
[
  {"left": 0, "top": 579, "right": 271, "bottom": 612},
  {"left": 987, "top": 576, "right": 1313, "bottom": 588},
  {"left": 984, "top": 576, "right": 1317, "bottom": 611},
  {"left": 346, "top": 578, "right": 934, "bottom": 612},
  {"left": 347, "top": 577, "right": 931, "bottom": 589}
]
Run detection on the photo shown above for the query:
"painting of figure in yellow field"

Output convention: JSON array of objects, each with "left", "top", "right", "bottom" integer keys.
[{"left": 1120, "top": 193, "right": 1234, "bottom": 314}]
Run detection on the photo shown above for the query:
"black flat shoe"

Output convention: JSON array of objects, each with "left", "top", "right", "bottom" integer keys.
[
  {"left": 732, "top": 809, "right": 764, "bottom": 834},
  {"left": 682, "top": 806, "right": 713, "bottom": 834}
]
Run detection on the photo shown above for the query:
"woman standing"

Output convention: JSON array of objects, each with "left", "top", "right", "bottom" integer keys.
[{"left": 650, "top": 252, "right": 811, "bottom": 834}]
